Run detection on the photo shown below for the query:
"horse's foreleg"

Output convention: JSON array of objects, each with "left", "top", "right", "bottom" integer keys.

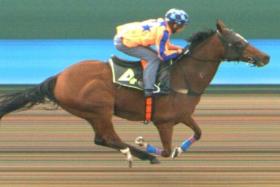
[
  {"left": 172, "top": 117, "right": 201, "bottom": 158},
  {"left": 135, "top": 123, "right": 174, "bottom": 157},
  {"left": 156, "top": 123, "right": 174, "bottom": 157}
]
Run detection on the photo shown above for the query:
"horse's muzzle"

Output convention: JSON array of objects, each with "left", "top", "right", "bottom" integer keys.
[{"left": 249, "top": 55, "right": 270, "bottom": 67}]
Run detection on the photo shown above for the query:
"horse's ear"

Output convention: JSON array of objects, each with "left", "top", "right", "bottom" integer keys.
[{"left": 216, "top": 19, "right": 226, "bottom": 33}]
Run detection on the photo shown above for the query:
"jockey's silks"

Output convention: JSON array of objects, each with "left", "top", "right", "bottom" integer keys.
[{"left": 116, "top": 18, "right": 180, "bottom": 61}]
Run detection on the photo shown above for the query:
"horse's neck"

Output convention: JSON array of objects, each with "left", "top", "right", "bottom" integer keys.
[
  {"left": 188, "top": 60, "right": 220, "bottom": 93},
  {"left": 171, "top": 36, "right": 222, "bottom": 94}
]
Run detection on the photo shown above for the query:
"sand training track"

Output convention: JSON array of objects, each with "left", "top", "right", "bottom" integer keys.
[{"left": 0, "top": 94, "right": 279, "bottom": 187}]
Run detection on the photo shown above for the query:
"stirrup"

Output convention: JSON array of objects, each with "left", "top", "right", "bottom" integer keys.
[{"left": 153, "top": 85, "right": 161, "bottom": 94}]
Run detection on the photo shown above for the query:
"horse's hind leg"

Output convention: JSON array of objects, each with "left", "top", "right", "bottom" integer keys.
[{"left": 88, "top": 116, "right": 159, "bottom": 164}]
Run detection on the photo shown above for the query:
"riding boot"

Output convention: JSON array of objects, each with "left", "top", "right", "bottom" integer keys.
[{"left": 144, "top": 89, "right": 154, "bottom": 97}]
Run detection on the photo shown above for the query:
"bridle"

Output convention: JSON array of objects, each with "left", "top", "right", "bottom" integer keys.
[
  {"left": 217, "top": 30, "right": 249, "bottom": 62},
  {"left": 174, "top": 30, "right": 249, "bottom": 96}
]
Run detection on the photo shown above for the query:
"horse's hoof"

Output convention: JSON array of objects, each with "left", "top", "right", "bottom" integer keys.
[
  {"left": 171, "top": 147, "right": 183, "bottom": 159},
  {"left": 120, "top": 147, "right": 133, "bottom": 168},
  {"left": 150, "top": 157, "right": 160, "bottom": 164}
]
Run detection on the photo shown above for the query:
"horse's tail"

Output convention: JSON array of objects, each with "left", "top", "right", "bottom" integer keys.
[{"left": 0, "top": 76, "right": 58, "bottom": 120}]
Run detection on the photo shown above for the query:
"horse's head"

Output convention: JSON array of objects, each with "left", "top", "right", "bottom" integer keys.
[
  {"left": 216, "top": 20, "right": 270, "bottom": 67},
  {"left": 175, "top": 21, "right": 270, "bottom": 95}
]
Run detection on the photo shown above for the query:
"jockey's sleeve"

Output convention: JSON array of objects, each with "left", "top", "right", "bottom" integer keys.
[{"left": 156, "top": 30, "right": 179, "bottom": 62}]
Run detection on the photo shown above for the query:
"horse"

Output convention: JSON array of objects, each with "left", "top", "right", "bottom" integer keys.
[{"left": 0, "top": 20, "right": 269, "bottom": 167}]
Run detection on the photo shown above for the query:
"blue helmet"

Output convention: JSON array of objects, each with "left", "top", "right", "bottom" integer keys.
[{"left": 165, "top": 8, "right": 189, "bottom": 25}]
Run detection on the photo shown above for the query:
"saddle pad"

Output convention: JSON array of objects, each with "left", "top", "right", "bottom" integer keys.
[{"left": 109, "top": 58, "right": 144, "bottom": 90}]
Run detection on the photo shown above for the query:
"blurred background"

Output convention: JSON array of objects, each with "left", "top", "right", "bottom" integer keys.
[
  {"left": 0, "top": 0, "right": 279, "bottom": 86},
  {"left": 0, "top": 2, "right": 279, "bottom": 185}
]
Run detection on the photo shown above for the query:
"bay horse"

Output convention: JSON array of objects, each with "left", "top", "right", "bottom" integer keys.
[{"left": 0, "top": 20, "right": 269, "bottom": 166}]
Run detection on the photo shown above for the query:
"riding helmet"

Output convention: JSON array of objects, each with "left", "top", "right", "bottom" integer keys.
[{"left": 165, "top": 8, "right": 189, "bottom": 25}]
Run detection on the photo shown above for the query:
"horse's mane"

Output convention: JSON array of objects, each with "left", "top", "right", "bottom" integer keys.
[{"left": 187, "top": 29, "right": 216, "bottom": 51}]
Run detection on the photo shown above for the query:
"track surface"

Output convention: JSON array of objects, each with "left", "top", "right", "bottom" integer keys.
[{"left": 0, "top": 94, "right": 279, "bottom": 187}]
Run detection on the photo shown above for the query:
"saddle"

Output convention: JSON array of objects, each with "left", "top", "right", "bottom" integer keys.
[{"left": 108, "top": 56, "right": 172, "bottom": 94}]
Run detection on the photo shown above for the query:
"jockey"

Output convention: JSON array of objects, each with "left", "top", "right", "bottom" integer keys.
[{"left": 114, "top": 8, "right": 189, "bottom": 97}]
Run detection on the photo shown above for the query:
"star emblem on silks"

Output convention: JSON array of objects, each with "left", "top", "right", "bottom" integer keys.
[{"left": 142, "top": 25, "right": 151, "bottom": 31}]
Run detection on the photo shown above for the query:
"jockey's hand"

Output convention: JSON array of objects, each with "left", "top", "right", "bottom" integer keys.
[{"left": 177, "top": 48, "right": 183, "bottom": 54}]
